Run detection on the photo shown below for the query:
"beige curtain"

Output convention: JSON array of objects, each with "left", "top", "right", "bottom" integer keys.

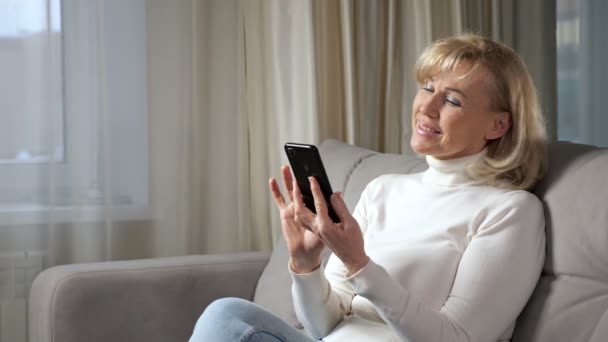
[{"left": 147, "top": 0, "right": 257, "bottom": 254}]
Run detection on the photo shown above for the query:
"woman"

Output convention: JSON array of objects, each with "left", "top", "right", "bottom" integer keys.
[{"left": 190, "top": 34, "right": 547, "bottom": 341}]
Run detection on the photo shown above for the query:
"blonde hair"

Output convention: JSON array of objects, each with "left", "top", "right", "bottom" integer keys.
[{"left": 415, "top": 34, "right": 548, "bottom": 190}]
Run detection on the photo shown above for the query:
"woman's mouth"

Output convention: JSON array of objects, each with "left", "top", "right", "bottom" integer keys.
[{"left": 416, "top": 122, "right": 441, "bottom": 136}]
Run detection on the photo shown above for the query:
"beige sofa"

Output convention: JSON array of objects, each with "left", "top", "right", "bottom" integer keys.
[{"left": 29, "top": 139, "right": 608, "bottom": 342}]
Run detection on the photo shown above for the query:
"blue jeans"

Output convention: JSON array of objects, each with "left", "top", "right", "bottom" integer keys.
[{"left": 189, "top": 297, "right": 318, "bottom": 342}]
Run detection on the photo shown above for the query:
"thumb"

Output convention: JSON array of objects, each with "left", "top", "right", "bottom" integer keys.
[{"left": 330, "top": 192, "right": 352, "bottom": 223}]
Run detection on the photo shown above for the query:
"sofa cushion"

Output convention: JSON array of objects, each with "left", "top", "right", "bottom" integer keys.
[
  {"left": 513, "top": 142, "right": 608, "bottom": 341},
  {"left": 514, "top": 275, "right": 608, "bottom": 341}
]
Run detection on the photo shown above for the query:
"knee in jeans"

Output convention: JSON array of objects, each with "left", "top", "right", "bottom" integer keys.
[
  {"left": 202, "top": 297, "right": 252, "bottom": 320},
  {"left": 191, "top": 298, "right": 254, "bottom": 341}
]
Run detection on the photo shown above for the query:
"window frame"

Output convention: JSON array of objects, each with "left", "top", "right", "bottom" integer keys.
[{"left": 0, "top": 0, "right": 151, "bottom": 225}]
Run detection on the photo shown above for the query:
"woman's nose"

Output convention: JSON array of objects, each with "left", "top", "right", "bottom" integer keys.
[{"left": 419, "top": 95, "right": 440, "bottom": 118}]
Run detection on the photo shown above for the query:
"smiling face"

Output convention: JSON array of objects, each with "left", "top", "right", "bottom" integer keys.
[{"left": 410, "top": 64, "right": 511, "bottom": 160}]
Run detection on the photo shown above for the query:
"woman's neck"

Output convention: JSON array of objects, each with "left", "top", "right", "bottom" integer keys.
[{"left": 422, "top": 149, "right": 486, "bottom": 186}]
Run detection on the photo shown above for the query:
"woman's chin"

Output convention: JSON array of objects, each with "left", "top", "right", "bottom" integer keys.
[{"left": 410, "top": 139, "right": 436, "bottom": 155}]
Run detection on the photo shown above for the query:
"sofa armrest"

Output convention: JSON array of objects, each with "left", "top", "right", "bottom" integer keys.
[{"left": 28, "top": 252, "right": 271, "bottom": 342}]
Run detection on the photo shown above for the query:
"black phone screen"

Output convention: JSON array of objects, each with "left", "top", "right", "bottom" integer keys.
[{"left": 284, "top": 143, "right": 340, "bottom": 223}]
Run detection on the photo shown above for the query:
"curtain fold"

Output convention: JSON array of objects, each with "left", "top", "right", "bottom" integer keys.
[
  {"left": 311, "top": 0, "right": 418, "bottom": 154},
  {"left": 147, "top": 0, "right": 255, "bottom": 254},
  {"left": 242, "top": 0, "right": 320, "bottom": 243}
]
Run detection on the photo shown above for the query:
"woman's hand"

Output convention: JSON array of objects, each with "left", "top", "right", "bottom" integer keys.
[
  {"left": 269, "top": 165, "right": 325, "bottom": 274},
  {"left": 297, "top": 176, "right": 369, "bottom": 276}
]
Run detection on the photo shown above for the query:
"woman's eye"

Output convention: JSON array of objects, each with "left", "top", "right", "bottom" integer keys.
[
  {"left": 421, "top": 86, "right": 433, "bottom": 93},
  {"left": 445, "top": 97, "right": 462, "bottom": 107}
]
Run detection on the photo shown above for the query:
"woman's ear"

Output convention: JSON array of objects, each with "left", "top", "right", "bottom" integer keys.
[{"left": 485, "top": 112, "right": 512, "bottom": 140}]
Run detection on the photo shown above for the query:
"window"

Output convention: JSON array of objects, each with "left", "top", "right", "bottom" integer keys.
[
  {"left": 556, "top": 0, "right": 608, "bottom": 147},
  {"left": 0, "top": 0, "right": 63, "bottom": 164},
  {"left": 0, "top": 0, "right": 149, "bottom": 224}
]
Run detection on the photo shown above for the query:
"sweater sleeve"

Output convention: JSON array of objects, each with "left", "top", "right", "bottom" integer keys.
[
  {"left": 346, "top": 190, "right": 546, "bottom": 342},
  {"left": 290, "top": 260, "right": 353, "bottom": 339}
]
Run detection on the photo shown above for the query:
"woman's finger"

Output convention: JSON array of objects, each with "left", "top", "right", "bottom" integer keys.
[
  {"left": 268, "top": 178, "right": 286, "bottom": 209},
  {"left": 292, "top": 178, "right": 315, "bottom": 228},
  {"left": 309, "top": 176, "right": 329, "bottom": 219},
  {"left": 330, "top": 192, "right": 354, "bottom": 224},
  {"left": 281, "top": 165, "right": 294, "bottom": 202}
]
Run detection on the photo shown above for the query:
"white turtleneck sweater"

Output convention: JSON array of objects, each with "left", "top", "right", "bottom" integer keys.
[{"left": 290, "top": 151, "right": 545, "bottom": 342}]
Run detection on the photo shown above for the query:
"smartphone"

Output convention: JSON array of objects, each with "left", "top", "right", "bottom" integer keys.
[{"left": 284, "top": 142, "right": 340, "bottom": 223}]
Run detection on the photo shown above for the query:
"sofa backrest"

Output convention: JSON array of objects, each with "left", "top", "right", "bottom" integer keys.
[
  {"left": 253, "top": 139, "right": 608, "bottom": 341},
  {"left": 513, "top": 142, "right": 608, "bottom": 342}
]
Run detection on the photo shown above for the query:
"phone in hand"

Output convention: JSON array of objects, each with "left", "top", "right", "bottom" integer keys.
[{"left": 284, "top": 142, "right": 340, "bottom": 223}]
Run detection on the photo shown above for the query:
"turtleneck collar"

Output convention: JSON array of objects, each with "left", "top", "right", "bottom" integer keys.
[{"left": 422, "top": 149, "right": 487, "bottom": 187}]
